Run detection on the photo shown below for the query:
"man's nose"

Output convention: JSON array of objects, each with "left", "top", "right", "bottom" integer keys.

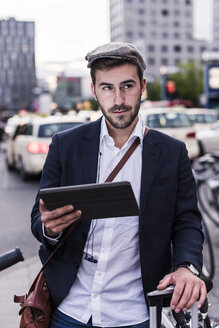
[{"left": 114, "top": 89, "right": 125, "bottom": 105}]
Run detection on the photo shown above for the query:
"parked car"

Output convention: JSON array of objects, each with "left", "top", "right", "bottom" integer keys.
[
  {"left": 185, "top": 108, "right": 218, "bottom": 130},
  {"left": 6, "top": 115, "right": 84, "bottom": 179},
  {"left": 4, "top": 114, "right": 32, "bottom": 137},
  {"left": 139, "top": 107, "right": 200, "bottom": 160},
  {"left": 196, "top": 122, "right": 219, "bottom": 156}
]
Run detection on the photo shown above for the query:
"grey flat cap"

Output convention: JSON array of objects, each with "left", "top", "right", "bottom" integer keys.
[{"left": 85, "top": 42, "right": 146, "bottom": 72}]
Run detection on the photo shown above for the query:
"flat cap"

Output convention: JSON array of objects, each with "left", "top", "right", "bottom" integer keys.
[{"left": 85, "top": 42, "right": 146, "bottom": 72}]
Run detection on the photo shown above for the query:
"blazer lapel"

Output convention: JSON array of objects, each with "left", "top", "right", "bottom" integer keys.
[
  {"left": 80, "top": 118, "right": 102, "bottom": 184},
  {"left": 139, "top": 130, "right": 161, "bottom": 222},
  {"left": 68, "top": 118, "right": 102, "bottom": 249}
]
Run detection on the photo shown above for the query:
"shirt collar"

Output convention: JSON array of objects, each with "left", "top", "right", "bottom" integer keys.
[{"left": 99, "top": 115, "right": 145, "bottom": 149}]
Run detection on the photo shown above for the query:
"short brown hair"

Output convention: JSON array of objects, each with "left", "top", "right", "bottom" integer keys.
[{"left": 90, "top": 58, "right": 143, "bottom": 86}]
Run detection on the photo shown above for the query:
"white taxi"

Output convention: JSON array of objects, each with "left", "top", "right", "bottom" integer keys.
[
  {"left": 139, "top": 107, "right": 200, "bottom": 160},
  {"left": 6, "top": 115, "right": 84, "bottom": 180}
]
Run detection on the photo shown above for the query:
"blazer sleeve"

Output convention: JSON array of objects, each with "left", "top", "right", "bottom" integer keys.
[
  {"left": 172, "top": 142, "right": 204, "bottom": 273},
  {"left": 31, "top": 133, "right": 62, "bottom": 247}
]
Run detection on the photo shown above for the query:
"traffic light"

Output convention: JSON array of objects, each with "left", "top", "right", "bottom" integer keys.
[
  {"left": 166, "top": 81, "right": 176, "bottom": 94},
  {"left": 165, "top": 80, "right": 176, "bottom": 100}
]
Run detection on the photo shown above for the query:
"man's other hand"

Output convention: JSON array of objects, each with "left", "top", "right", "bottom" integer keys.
[
  {"left": 40, "top": 199, "right": 82, "bottom": 238},
  {"left": 157, "top": 267, "right": 206, "bottom": 313}
]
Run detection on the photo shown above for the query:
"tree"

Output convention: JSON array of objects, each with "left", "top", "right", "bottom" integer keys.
[
  {"left": 169, "top": 61, "right": 203, "bottom": 107},
  {"left": 147, "top": 80, "right": 161, "bottom": 101},
  {"left": 87, "top": 98, "right": 99, "bottom": 111}
]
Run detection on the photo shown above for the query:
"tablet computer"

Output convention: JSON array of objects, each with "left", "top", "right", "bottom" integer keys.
[{"left": 39, "top": 181, "right": 139, "bottom": 220}]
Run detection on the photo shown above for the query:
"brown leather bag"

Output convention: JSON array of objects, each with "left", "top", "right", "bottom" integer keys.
[
  {"left": 14, "top": 221, "right": 80, "bottom": 328},
  {"left": 14, "top": 271, "right": 51, "bottom": 328},
  {"left": 14, "top": 128, "right": 150, "bottom": 328}
]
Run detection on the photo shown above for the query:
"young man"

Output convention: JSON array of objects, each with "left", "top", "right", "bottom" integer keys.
[{"left": 31, "top": 42, "right": 206, "bottom": 328}]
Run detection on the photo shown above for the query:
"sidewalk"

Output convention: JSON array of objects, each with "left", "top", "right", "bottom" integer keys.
[
  {"left": 0, "top": 255, "right": 218, "bottom": 328},
  {"left": 0, "top": 256, "right": 41, "bottom": 328}
]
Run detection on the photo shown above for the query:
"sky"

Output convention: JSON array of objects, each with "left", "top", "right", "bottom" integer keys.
[
  {"left": 193, "top": 0, "right": 213, "bottom": 41},
  {"left": 0, "top": 0, "right": 110, "bottom": 82},
  {"left": 0, "top": 0, "right": 213, "bottom": 84}
]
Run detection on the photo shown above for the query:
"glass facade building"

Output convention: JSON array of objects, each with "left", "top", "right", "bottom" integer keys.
[{"left": 0, "top": 17, "right": 36, "bottom": 111}]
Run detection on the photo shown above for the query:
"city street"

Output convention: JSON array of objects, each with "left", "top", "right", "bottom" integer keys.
[
  {"left": 0, "top": 146, "right": 40, "bottom": 259},
  {"left": 0, "top": 145, "right": 218, "bottom": 323}
]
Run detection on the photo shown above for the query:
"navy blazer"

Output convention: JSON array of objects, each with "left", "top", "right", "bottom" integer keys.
[{"left": 31, "top": 117, "right": 203, "bottom": 309}]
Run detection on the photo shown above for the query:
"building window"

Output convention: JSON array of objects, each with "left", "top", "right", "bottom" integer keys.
[
  {"left": 138, "top": 9, "right": 145, "bottom": 14},
  {"left": 174, "top": 21, "right": 180, "bottom": 27},
  {"left": 200, "top": 46, "right": 206, "bottom": 52},
  {"left": 174, "top": 45, "right": 181, "bottom": 52},
  {"left": 148, "top": 45, "right": 155, "bottom": 52},
  {"left": 162, "top": 32, "right": 169, "bottom": 38},
  {"left": 175, "top": 59, "right": 181, "bottom": 65},
  {"left": 174, "top": 10, "right": 180, "bottom": 15},
  {"left": 174, "top": 33, "right": 180, "bottom": 39},
  {"left": 151, "top": 31, "right": 157, "bottom": 37},
  {"left": 139, "top": 20, "right": 145, "bottom": 26},
  {"left": 161, "top": 45, "right": 168, "bottom": 52},
  {"left": 161, "top": 58, "right": 168, "bottom": 65},
  {"left": 187, "top": 46, "right": 194, "bottom": 52},
  {"left": 25, "top": 22, "right": 34, "bottom": 36},
  {"left": 162, "top": 9, "right": 169, "bottom": 16},
  {"left": 148, "top": 58, "right": 155, "bottom": 65},
  {"left": 139, "top": 31, "right": 145, "bottom": 37},
  {"left": 126, "top": 31, "right": 133, "bottom": 38},
  {"left": 186, "top": 33, "right": 192, "bottom": 40},
  {"left": 185, "top": 0, "right": 191, "bottom": 4}
]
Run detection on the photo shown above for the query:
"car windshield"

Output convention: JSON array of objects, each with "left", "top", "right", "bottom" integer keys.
[
  {"left": 193, "top": 114, "right": 217, "bottom": 124},
  {"left": 38, "top": 122, "right": 83, "bottom": 138},
  {"left": 147, "top": 112, "right": 191, "bottom": 128}
]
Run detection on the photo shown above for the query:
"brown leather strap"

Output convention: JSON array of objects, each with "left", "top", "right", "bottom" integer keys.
[
  {"left": 39, "top": 126, "right": 150, "bottom": 272},
  {"left": 105, "top": 137, "right": 140, "bottom": 182},
  {"left": 105, "top": 126, "right": 150, "bottom": 182},
  {"left": 40, "top": 221, "right": 80, "bottom": 272}
]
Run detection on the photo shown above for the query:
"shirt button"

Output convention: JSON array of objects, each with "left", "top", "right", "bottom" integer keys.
[
  {"left": 97, "top": 271, "right": 103, "bottom": 277},
  {"left": 103, "top": 248, "right": 108, "bottom": 253},
  {"left": 92, "top": 293, "right": 98, "bottom": 298},
  {"left": 106, "top": 224, "right": 112, "bottom": 229}
]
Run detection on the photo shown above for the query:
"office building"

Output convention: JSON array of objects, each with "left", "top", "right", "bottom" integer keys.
[
  {"left": 0, "top": 17, "right": 36, "bottom": 112},
  {"left": 110, "top": 0, "right": 208, "bottom": 80}
]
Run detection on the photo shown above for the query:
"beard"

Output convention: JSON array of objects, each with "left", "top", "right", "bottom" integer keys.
[{"left": 97, "top": 94, "right": 141, "bottom": 129}]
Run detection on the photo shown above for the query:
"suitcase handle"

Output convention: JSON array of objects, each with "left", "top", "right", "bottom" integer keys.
[
  {"left": 147, "top": 285, "right": 199, "bottom": 328},
  {"left": 147, "top": 285, "right": 174, "bottom": 307}
]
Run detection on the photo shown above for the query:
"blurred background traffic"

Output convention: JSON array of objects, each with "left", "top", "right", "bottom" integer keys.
[
  {"left": 0, "top": 0, "right": 219, "bottom": 180},
  {"left": 0, "top": 0, "right": 219, "bottom": 324}
]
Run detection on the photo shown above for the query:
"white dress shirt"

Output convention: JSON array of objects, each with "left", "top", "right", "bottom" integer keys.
[{"left": 58, "top": 116, "right": 149, "bottom": 327}]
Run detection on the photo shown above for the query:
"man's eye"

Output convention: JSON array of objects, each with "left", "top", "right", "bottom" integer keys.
[
  {"left": 103, "top": 86, "right": 112, "bottom": 91},
  {"left": 123, "top": 84, "right": 133, "bottom": 89}
]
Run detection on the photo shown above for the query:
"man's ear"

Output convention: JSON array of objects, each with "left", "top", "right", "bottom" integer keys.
[
  {"left": 91, "top": 83, "right": 97, "bottom": 100},
  {"left": 141, "top": 78, "right": 146, "bottom": 95}
]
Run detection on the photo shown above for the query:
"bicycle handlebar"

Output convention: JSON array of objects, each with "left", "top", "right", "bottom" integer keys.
[{"left": 0, "top": 247, "right": 24, "bottom": 271}]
